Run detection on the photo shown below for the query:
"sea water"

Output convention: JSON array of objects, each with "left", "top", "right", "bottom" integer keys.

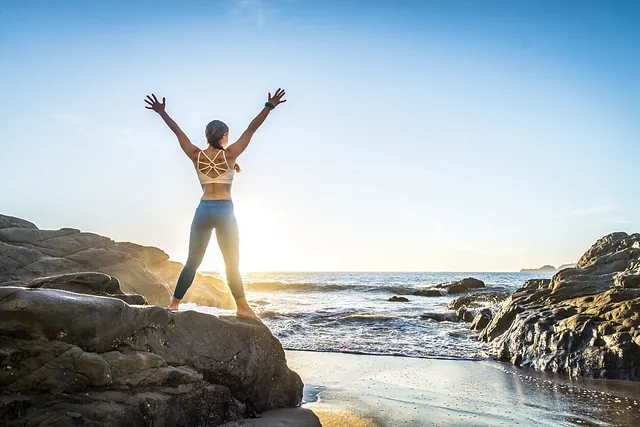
[{"left": 194, "top": 272, "right": 552, "bottom": 359}]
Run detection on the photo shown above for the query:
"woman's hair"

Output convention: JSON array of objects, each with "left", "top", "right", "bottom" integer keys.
[{"left": 205, "top": 120, "right": 241, "bottom": 172}]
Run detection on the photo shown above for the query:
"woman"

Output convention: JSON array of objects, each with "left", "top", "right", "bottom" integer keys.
[{"left": 144, "top": 89, "right": 287, "bottom": 318}]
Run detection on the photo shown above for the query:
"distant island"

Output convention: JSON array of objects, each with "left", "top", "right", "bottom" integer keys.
[{"left": 520, "top": 263, "right": 576, "bottom": 273}]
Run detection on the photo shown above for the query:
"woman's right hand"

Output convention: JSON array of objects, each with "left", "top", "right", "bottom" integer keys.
[
  {"left": 144, "top": 94, "right": 166, "bottom": 113},
  {"left": 268, "top": 88, "right": 287, "bottom": 108}
]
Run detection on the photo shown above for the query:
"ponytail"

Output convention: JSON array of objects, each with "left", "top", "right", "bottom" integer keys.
[{"left": 205, "top": 120, "right": 241, "bottom": 173}]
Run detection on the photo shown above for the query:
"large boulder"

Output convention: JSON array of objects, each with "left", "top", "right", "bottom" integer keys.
[
  {"left": 436, "top": 277, "right": 485, "bottom": 294},
  {"left": 118, "top": 242, "right": 235, "bottom": 309},
  {"left": 0, "top": 214, "right": 236, "bottom": 308},
  {"left": 21, "top": 271, "right": 147, "bottom": 305},
  {"left": 479, "top": 232, "right": 640, "bottom": 380},
  {"left": 0, "top": 286, "right": 303, "bottom": 426},
  {"left": 0, "top": 214, "right": 171, "bottom": 304}
]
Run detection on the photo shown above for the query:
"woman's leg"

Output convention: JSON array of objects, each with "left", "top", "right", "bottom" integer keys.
[
  {"left": 171, "top": 205, "right": 213, "bottom": 309},
  {"left": 215, "top": 205, "right": 257, "bottom": 319}
]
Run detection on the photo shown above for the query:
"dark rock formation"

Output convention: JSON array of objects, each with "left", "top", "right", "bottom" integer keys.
[
  {"left": 118, "top": 242, "right": 235, "bottom": 309},
  {"left": 447, "top": 291, "right": 510, "bottom": 311},
  {"left": 413, "top": 278, "right": 485, "bottom": 298},
  {"left": 456, "top": 307, "right": 474, "bottom": 322},
  {"left": 388, "top": 296, "right": 409, "bottom": 302},
  {"left": 420, "top": 312, "right": 458, "bottom": 322},
  {"left": 412, "top": 288, "right": 443, "bottom": 297},
  {"left": 471, "top": 309, "right": 492, "bottom": 331},
  {"left": 0, "top": 286, "right": 303, "bottom": 426},
  {"left": 436, "top": 277, "right": 485, "bottom": 294},
  {"left": 480, "top": 232, "right": 640, "bottom": 380}
]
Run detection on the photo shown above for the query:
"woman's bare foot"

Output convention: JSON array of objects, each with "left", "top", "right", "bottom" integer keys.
[
  {"left": 235, "top": 297, "right": 260, "bottom": 320},
  {"left": 168, "top": 297, "right": 181, "bottom": 312}
]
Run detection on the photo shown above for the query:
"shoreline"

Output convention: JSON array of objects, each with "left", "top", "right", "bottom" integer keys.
[{"left": 233, "top": 350, "right": 640, "bottom": 427}]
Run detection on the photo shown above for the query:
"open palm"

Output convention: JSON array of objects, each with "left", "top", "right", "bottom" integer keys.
[
  {"left": 144, "top": 94, "right": 166, "bottom": 113},
  {"left": 268, "top": 89, "right": 287, "bottom": 107}
]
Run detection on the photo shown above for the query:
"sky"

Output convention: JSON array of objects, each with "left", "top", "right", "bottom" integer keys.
[{"left": 1, "top": 0, "right": 639, "bottom": 272}]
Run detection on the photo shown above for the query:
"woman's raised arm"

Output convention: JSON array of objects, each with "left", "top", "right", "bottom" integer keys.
[
  {"left": 226, "top": 88, "right": 286, "bottom": 159},
  {"left": 145, "top": 94, "right": 199, "bottom": 160}
]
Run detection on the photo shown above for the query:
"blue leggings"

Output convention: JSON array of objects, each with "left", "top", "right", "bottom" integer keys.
[{"left": 174, "top": 200, "right": 245, "bottom": 300}]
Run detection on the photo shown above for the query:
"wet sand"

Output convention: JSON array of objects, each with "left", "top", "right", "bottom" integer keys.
[{"left": 237, "top": 350, "right": 640, "bottom": 427}]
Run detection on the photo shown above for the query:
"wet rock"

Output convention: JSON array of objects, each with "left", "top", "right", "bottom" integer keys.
[
  {"left": 388, "top": 296, "right": 409, "bottom": 302},
  {"left": 412, "top": 288, "right": 443, "bottom": 297},
  {"left": 447, "top": 291, "right": 510, "bottom": 311},
  {"left": 471, "top": 309, "right": 492, "bottom": 331},
  {"left": 480, "top": 232, "right": 640, "bottom": 380},
  {"left": 436, "top": 277, "right": 485, "bottom": 294},
  {"left": 420, "top": 312, "right": 458, "bottom": 322},
  {"left": 0, "top": 286, "right": 303, "bottom": 426},
  {"left": 456, "top": 307, "right": 474, "bottom": 322}
]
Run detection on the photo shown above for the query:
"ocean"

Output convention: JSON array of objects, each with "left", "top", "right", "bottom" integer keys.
[{"left": 192, "top": 272, "right": 553, "bottom": 360}]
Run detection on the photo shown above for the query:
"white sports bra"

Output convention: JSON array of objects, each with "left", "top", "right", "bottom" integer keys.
[{"left": 196, "top": 150, "right": 235, "bottom": 185}]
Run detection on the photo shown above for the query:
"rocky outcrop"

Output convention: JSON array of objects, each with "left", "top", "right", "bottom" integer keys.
[
  {"left": 447, "top": 291, "right": 510, "bottom": 311},
  {"left": 388, "top": 296, "right": 409, "bottom": 302},
  {"left": 0, "top": 214, "right": 171, "bottom": 304},
  {"left": 0, "top": 286, "right": 303, "bottom": 426},
  {"left": 0, "top": 214, "right": 235, "bottom": 308},
  {"left": 413, "top": 278, "right": 485, "bottom": 297},
  {"left": 471, "top": 309, "right": 492, "bottom": 331},
  {"left": 436, "top": 277, "right": 485, "bottom": 294},
  {"left": 118, "top": 242, "right": 235, "bottom": 309},
  {"left": 480, "top": 232, "right": 640, "bottom": 380}
]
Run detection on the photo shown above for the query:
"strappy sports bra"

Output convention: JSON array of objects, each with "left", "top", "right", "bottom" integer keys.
[{"left": 196, "top": 149, "right": 235, "bottom": 185}]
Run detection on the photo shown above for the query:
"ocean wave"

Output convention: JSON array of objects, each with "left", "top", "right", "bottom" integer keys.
[
  {"left": 281, "top": 347, "right": 483, "bottom": 361},
  {"left": 245, "top": 281, "right": 421, "bottom": 295},
  {"left": 244, "top": 281, "right": 350, "bottom": 292},
  {"left": 340, "top": 313, "right": 404, "bottom": 323}
]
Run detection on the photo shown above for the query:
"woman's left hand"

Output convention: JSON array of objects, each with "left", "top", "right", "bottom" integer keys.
[{"left": 268, "top": 88, "right": 287, "bottom": 107}]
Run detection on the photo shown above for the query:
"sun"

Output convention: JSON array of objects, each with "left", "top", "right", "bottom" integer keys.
[{"left": 197, "top": 199, "right": 291, "bottom": 273}]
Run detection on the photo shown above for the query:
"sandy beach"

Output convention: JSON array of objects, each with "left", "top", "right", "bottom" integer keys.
[{"left": 226, "top": 350, "right": 640, "bottom": 427}]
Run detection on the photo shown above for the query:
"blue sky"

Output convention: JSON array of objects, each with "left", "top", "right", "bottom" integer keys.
[{"left": 1, "top": 0, "right": 638, "bottom": 272}]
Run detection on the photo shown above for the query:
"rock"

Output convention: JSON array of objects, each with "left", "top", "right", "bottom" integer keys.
[
  {"left": 259, "top": 310, "right": 279, "bottom": 319},
  {"left": 456, "top": 307, "right": 474, "bottom": 322},
  {"left": 0, "top": 214, "right": 171, "bottom": 304},
  {"left": 0, "top": 286, "right": 303, "bottom": 425},
  {"left": 471, "top": 309, "right": 492, "bottom": 331},
  {"left": 22, "top": 272, "right": 147, "bottom": 305},
  {"left": 480, "top": 232, "right": 640, "bottom": 380},
  {"left": 435, "top": 277, "right": 485, "bottom": 294},
  {"left": 118, "top": 242, "right": 235, "bottom": 309},
  {"left": 420, "top": 312, "right": 458, "bottom": 322},
  {"left": 447, "top": 291, "right": 510, "bottom": 311},
  {"left": 0, "top": 213, "right": 235, "bottom": 308},
  {"left": 0, "top": 214, "right": 37, "bottom": 230},
  {"left": 388, "top": 296, "right": 409, "bottom": 302},
  {"left": 412, "top": 288, "right": 443, "bottom": 297}
]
